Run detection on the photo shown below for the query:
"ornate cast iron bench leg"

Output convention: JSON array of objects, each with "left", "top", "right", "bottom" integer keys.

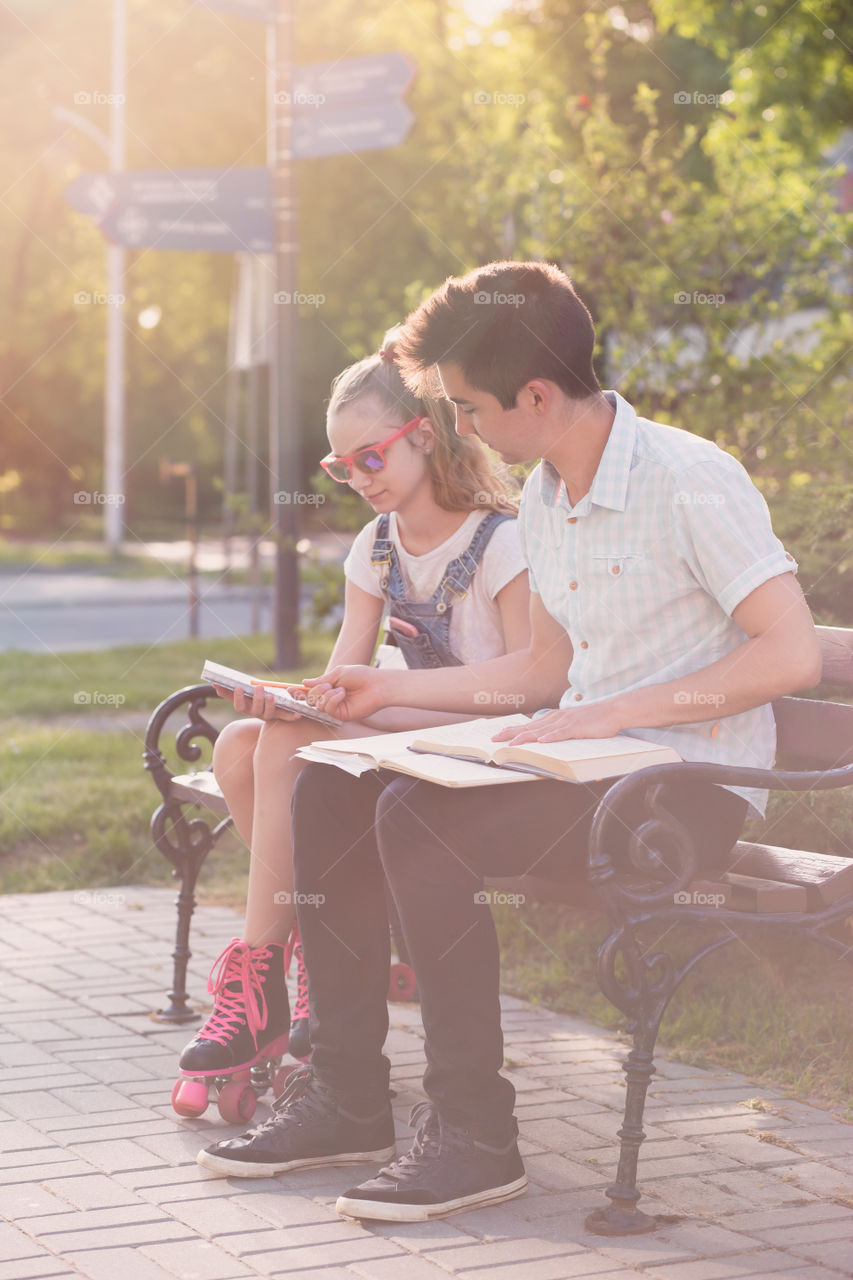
[{"left": 143, "top": 685, "right": 230, "bottom": 1023}]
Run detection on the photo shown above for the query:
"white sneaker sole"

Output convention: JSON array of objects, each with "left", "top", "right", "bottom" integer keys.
[
  {"left": 197, "top": 1144, "right": 397, "bottom": 1179},
  {"left": 336, "top": 1173, "right": 528, "bottom": 1221}
]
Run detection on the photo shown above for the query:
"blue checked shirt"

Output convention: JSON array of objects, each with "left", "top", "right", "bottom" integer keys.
[{"left": 517, "top": 391, "right": 799, "bottom": 818}]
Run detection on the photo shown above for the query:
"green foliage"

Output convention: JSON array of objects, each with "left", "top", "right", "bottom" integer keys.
[{"left": 1, "top": 0, "right": 850, "bottom": 538}]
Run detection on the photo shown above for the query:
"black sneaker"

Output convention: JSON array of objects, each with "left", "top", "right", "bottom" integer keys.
[
  {"left": 197, "top": 1066, "right": 396, "bottom": 1178},
  {"left": 335, "top": 1101, "right": 527, "bottom": 1222}
]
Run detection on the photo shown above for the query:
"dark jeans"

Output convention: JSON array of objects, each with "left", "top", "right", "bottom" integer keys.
[{"left": 291, "top": 766, "right": 747, "bottom": 1137}]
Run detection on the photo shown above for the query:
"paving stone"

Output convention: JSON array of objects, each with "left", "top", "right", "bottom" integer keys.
[
  {"left": 0, "top": 1157, "right": 100, "bottom": 1185},
  {"left": 746, "top": 1215, "right": 853, "bottom": 1248},
  {"left": 41, "top": 1172, "right": 146, "bottom": 1211},
  {"left": 524, "top": 1152, "right": 609, "bottom": 1191},
  {"left": 0, "top": 1220, "right": 45, "bottom": 1259},
  {"left": 643, "top": 1251, "right": 807, "bottom": 1279},
  {"left": 703, "top": 1168, "right": 824, "bottom": 1209},
  {"left": 349, "top": 1254, "right": 466, "bottom": 1279},
  {"left": 724, "top": 1201, "right": 853, "bottom": 1233},
  {"left": 227, "top": 1191, "right": 340, "bottom": 1229},
  {"left": 773, "top": 1159, "right": 853, "bottom": 1199},
  {"left": 38, "top": 1220, "right": 194, "bottom": 1252},
  {"left": 0, "top": 1259, "right": 77, "bottom": 1280},
  {"left": 590, "top": 1221, "right": 757, "bottom": 1268},
  {"left": 64, "top": 1246, "right": 182, "bottom": 1280},
  {"left": 0, "top": 1183, "right": 75, "bottom": 1219},
  {"left": 65, "top": 1139, "right": 171, "bottom": 1174},
  {"left": 141, "top": 1239, "right": 259, "bottom": 1279},
  {"left": 457, "top": 1255, "right": 639, "bottom": 1279},
  {"left": 232, "top": 1234, "right": 403, "bottom": 1274},
  {"left": 787, "top": 1238, "right": 853, "bottom": 1271}
]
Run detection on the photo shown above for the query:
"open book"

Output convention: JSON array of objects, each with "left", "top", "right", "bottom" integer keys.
[
  {"left": 297, "top": 714, "right": 681, "bottom": 787},
  {"left": 201, "top": 660, "right": 343, "bottom": 729}
]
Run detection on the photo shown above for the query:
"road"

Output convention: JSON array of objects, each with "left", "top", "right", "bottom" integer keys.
[{"left": 0, "top": 533, "right": 352, "bottom": 653}]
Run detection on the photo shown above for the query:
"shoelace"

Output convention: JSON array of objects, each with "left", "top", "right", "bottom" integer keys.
[
  {"left": 241, "top": 1066, "right": 333, "bottom": 1138},
  {"left": 375, "top": 1101, "right": 466, "bottom": 1182},
  {"left": 199, "top": 938, "right": 271, "bottom": 1048},
  {"left": 285, "top": 924, "right": 310, "bottom": 1022}
]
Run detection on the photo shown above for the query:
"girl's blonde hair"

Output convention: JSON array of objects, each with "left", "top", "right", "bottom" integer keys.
[{"left": 327, "top": 326, "right": 519, "bottom": 515}]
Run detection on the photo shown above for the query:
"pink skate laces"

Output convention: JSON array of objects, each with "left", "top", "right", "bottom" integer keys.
[
  {"left": 201, "top": 937, "right": 272, "bottom": 1047},
  {"left": 285, "top": 924, "right": 310, "bottom": 1022}
]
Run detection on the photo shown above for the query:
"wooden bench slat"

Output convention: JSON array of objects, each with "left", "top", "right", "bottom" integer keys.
[
  {"left": 817, "top": 625, "right": 853, "bottom": 686},
  {"left": 171, "top": 772, "right": 230, "bottom": 815},
  {"left": 726, "top": 840, "right": 853, "bottom": 910},
  {"left": 774, "top": 696, "right": 853, "bottom": 768}
]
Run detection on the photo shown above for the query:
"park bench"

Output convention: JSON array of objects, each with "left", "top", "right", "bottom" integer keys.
[{"left": 143, "top": 623, "right": 853, "bottom": 1236}]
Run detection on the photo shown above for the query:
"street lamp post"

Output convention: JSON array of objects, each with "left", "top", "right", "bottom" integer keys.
[
  {"left": 103, "top": 0, "right": 127, "bottom": 554},
  {"left": 270, "top": 0, "right": 300, "bottom": 668}
]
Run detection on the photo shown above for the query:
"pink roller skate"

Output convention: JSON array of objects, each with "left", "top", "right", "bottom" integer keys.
[{"left": 172, "top": 937, "right": 293, "bottom": 1123}]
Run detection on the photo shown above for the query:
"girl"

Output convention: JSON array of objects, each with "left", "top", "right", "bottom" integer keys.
[{"left": 175, "top": 328, "right": 530, "bottom": 1110}]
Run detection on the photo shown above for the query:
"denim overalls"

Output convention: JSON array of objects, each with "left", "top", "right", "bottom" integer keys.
[{"left": 370, "top": 512, "right": 510, "bottom": 668}]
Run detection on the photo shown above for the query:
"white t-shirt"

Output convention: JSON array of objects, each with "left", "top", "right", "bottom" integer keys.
[{"left": 343, "top": 510, "right": 528, "bottom": 665}]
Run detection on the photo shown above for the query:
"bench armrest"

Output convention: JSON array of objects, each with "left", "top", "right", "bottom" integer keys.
[
  {"left": 142, "top": 683, "right": 221, "bottom": 803},
  {"left": 586, "top": 756, "right": 853, "bottom": 916}
]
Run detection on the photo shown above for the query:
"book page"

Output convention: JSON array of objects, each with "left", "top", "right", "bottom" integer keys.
[
  {"left": 304, "top": 728, "right": 426, "bottom": 766},
  {"left": 410, "top": 714, "right": 531, "bottom": 761},
  {"left": 494, "top": 735, "right": 681, "bottom": 782}
]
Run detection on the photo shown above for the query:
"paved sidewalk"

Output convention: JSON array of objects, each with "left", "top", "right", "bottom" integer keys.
[{"left": 1, "top": 888, "right": 851, "bottom": 1280}]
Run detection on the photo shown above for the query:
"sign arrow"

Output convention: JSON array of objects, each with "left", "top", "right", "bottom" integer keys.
[
  {"left": 291, "top": 99, "right": 415, "bottom": 160},
  {"left": 292, "top": 52, "right": 416, "bottom": 106}
]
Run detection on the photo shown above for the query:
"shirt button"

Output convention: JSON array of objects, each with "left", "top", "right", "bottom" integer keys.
[
  {"left": 573, "top": 693, "right": 583, "bottom": 701},
  {"left": 580, "top": 640, "right": 589, "bottom": 649},
  {"left": 569, "top": 581, "right": 578, "bottom": 590},
  {"left": 567, "top": 517, "right": 577, "bottom": 524},
  {"left": 611, "top": 565, "right": 621, "bottom": 575}
]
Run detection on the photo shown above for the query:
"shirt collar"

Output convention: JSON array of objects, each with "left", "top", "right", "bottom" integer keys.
[{"left": 538, "top": 391, "right": 637, "bottom": 514}]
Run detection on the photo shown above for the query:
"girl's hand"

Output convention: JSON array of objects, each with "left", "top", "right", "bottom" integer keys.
[
  {"left": 491, "top": 699, "right": 624, "bottom": 743},
  {"left": 302, "top": 665, "right": 390, "bottom": 723},
  {"left": 213, "top": 682, "right": 304, "bottom": 722}
]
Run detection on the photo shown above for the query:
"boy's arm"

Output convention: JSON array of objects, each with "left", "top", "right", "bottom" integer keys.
[
  {"left": 305, "top": 591, "right": 573, "bottom": 722},
  {"left": 496, "top": 572, "right": 821, "bottom": 743}
]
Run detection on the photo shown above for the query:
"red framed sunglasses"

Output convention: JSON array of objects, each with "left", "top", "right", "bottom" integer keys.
[{"left": 320, "top": 415, "right": 428, "bottom": 484}]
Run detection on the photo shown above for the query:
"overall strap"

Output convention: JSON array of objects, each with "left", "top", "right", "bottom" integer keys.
[
  {"left": 370, "top": 513, "right": 405, "bottom": 597},
  {"left": 432, "top": 512, "right": 511, "bottom": 615}
]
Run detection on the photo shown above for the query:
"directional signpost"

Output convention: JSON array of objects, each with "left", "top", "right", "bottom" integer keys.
[{"left": 64, "top": 23, "right": 417, "bottom": 664}]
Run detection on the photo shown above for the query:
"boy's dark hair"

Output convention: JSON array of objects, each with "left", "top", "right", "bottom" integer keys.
[{"left": 395, "top": 260, "right": 600, "bottom": 409}]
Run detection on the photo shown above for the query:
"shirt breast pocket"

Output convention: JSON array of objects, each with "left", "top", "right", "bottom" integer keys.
[{"left": 590, "top": 552, "right": 645, "bottom": 581}]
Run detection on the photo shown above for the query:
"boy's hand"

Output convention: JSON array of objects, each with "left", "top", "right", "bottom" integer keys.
[
  {"left": 302, "top": 665, "right": 390, "bottom": 723},
  {"left": 490, "top": 699, "right": 624, "bottom": 743}
]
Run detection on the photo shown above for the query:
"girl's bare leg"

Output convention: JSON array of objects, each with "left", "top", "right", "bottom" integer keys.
[{"left": 213, "top": 707, "right": 475, "bottom": 948}]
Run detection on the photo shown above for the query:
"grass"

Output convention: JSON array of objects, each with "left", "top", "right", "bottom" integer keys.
[{"left": 3, "top": 633, "right": 853, "bottom": 1114}]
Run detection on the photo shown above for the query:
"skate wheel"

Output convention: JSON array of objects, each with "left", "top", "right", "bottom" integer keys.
[
  {"left": 171, "top": 1077, "right": 209, "bottom": 1118},
  {"left": 217, "top": 1081, "right": 258, "bottom": 1124},
  {"left": 388, "top": 962, "right": 418, "bottom": 1002}
]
